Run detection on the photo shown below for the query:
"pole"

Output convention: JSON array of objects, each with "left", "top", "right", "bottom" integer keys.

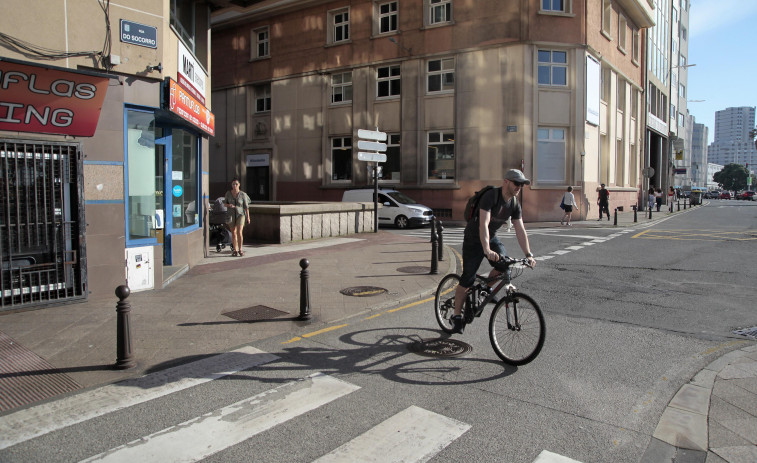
[
  {"left": 114, "top": 285, "right": 136, "bottom": 370},
  {"left": 298, "top": 258, "right": 312, "bottom": 320},
  {"left": 430, "top": 224, "right": 439, "bottom": 274},
  {"left": 436, "top": 219, "right": 444, "bottom": 261},
  {"left": 373, "top": 162, "right": 378, "bottom": 233}
]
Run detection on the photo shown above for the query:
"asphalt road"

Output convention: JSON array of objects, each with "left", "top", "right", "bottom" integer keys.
[{"left": 2, "top": 201, "right": 755, "bottom": 463}]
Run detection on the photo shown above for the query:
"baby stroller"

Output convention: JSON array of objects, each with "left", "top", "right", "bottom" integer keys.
[{"left": 209, "top": 197, "right": 233, "bottom": 252}]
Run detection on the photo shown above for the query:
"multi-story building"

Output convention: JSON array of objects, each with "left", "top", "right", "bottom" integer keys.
[
  {"left": 669, "top": 0, "right": 693, "bottom": 190},
  {"left": 707, "top": 107, "right": 757, "bottom": 169},
  {"left": 210, "top": 0, "right": 653, "bottom": 222},
  {"left": 690, "top": 120, "right": 707, "bottom": 187},
  {"left": 0, "top": 1, "right": 217, "bottom": 310}
]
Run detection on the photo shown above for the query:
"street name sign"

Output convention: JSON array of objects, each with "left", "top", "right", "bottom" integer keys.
[
  {"left": 357, "top": 140, "right": 387, "bottom": 152},
  {"left": 357, "top": 152, "right": 387, "bottom": 162},
  {"left": 357, "top": 129, "right": 387, "bottom": 142}
]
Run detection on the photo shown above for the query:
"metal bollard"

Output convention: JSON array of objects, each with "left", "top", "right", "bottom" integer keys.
[
  {"left": 298, "top": 258, "right": 312, "bottom": 321},
  {"left": 633, "top": 205, "right": 638, "bottom": 223},
  {"left": 613, "top": 208, "right": 618, "bottom": 226},
  {"left": 683, "top": 199, "right": 687, "bottom": 209},
  {"left": 429, "top": 216, "right": 435, "bottom": 242},
  {"left": 114, "top": 285, "right": 136, "bottom": 370},
  {"left": 677, "top": 200, "right": 680, "bottom": 211},
  {"left": 430, "top": 223, "right": 439, "bottom": 274},
  {"left": 436, "top": 219, "right": 444, "bottom": 261},
  {"left": 648, "top": 207, "right": 652, "bottom": 220}
]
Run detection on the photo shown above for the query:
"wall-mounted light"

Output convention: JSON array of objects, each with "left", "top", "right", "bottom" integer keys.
[{"left": 146, "top": 62, "right": 162, "bottom": 73}]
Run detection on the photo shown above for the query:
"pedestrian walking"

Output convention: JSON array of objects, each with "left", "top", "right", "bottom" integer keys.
[
  {"left": 224, "top": 178, "right": 251, "bottom": 257},
  {"left": 597, "top": 183, "right": 610, "bottom": 221},
  {"left": 648, "top": 187, "right": 655, "bottom": 212},
  {"left": 655, "top": 188, "right": 663, "bottom": 212},
  {"left": 668, "top": 186, "right": 675, "bottom": 212},
  {"left": 560, "top": 186, "right": 577, "bottom": 226}
]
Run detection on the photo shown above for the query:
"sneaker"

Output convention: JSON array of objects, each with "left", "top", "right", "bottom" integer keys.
[
  {"left": 567, "top": 223, "right": 571, "bottom": 226},
  {"left": 560, "top": 220, "right": 564, "bottom": 226},
  {"left": 450, "top": 315, "right": 465, "bottom": 334}
]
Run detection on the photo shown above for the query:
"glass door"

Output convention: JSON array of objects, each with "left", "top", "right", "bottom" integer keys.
[{"left": 155, "top": 135, "right": 171, "bottom": 265}]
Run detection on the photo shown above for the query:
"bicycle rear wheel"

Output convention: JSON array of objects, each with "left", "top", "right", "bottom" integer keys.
[
  {"left": 488, "top": 292, "right": 545, "bottom": 365},
  {"left": 434, "top": 274, "right": 461, "bottom": 334}
]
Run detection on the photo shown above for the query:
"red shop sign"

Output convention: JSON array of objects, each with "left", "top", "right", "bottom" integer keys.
[
  {"left": 167, "top": 78, "right": 214, "bottom": 136},
  {"left": 0, "top": 60, "right": 109, "bottom": 137}
]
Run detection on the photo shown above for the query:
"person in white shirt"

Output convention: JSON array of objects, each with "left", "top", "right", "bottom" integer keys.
[{"left": 561, "top": 186, "right": 577, "bottom": 226}]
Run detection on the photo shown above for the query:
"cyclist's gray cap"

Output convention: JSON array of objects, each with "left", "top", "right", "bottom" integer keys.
[{"left": 504, "top": 169, "right": 531, "bottom": 185}]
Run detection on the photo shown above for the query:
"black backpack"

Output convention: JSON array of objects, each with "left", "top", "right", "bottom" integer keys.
[{"left": 464, "top": 186, "right": 500, "bottom": 221}]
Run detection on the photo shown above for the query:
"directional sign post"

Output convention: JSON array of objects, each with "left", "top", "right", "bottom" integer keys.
[{"left": 357, "top": 129, "right": 388, "bottom": 232}]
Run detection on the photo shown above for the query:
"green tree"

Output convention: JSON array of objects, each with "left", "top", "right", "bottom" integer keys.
[{"left": 713, "top": 163, "right": 749, "bottom": 191}]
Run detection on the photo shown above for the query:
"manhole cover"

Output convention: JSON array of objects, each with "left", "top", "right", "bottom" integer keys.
[
  {"left": 732, "top": 327, "right": 757, "bottom": 339},
  {"left": 408, "top": 338, "right": 473, "bottom": 358},
  {"left": 397, "top": 266, "right": 431, "bottom": 274},
  {"left": 340, "top": 286, "right": 388, "bottom": 297},
  {"left": 223, "top": 305, "right": 289, "bottom": 322}
]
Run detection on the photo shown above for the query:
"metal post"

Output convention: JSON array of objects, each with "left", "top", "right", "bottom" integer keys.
[
  {"left": 298, "top": 258, "right": 312, "bottom": 320},
  {"left": 677, "top": 199, "right": 680, "bottom": 211},
  {"left": 683, "top": 198, "right": 687, "bottom": 209},
  {"left": 430, "top": 223, "right": 439, "bottom": 274},
  {"left": 114, "top": 285, "right": 136, "bottom": 370},
  {"left": 633, "top": 205, "right": 638, "bottom": 223},
  {"left": 436, "top": 219, "right": 444, "bottom": 261},
  {"left": 429, "top": 216, "right": 435, "bottom": 242},
  {"left": 648, "top": 207, "right": 652, "bottom": 220},
  {"left": 373, "top": 163, "right": 378, "bottom": 233},
  {"left": 613, "top": 208, "right": 618, "bottom": 226}
]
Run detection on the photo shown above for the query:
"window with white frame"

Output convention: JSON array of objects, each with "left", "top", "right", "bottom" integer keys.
[
  {"left": 538, "top": 50, "right": 567, "bottom": 86},
  {"left": 617, "top": 78, "right": 626, "bottom": 112},
  {"left": 331, "top": 72, "right": 353, "bottom": 104},
  {"left": 678, "top": 112, "right": 685, "bottom": 127},
  {"left": 377, "top": 65, "right": 400, "bottom": 98},
  {"left": 331, "top": 136, "right": 352, "bottom": 181},
  {"left": 382, "top": 134, "right": 401, "bottom": 181},
  {"left": 427, "top": 131, "right": 455, "bottom": 181},
  {"left": 680, "top": 55, "right": 686, "bottom": 67},
  {"left": 537, "top": 128, "right": 566, "bottom": 183},
  {"left": 541, "top": 0, "right": 568, "bottom": 13},
  {"left": 679, "top": 83, "right": 686, "bottom": 98},
  {"left": 428, "top": 0, "right": 452, "bottom": 26},
  {"left": 378, "top": 1, "right": 398, "bottom": 34},
  {"left": 329, "top": 8, "right": 350, "bottom": 43},
  {"left": 632, "top": 28, "right": 640, "bottom": 64},
  {"left": 252, "top": 27, "right": 269, "bottom": 59},
  {"left": 618, "top": 16, "right": 627, "bottom": 53},
  {"left": 601, "top": 0, "right": 612, "bottom": 37},
  {"left": 681, "top": 26, "right": 687, "bottom": 41},
  {"left": 255, "top": 84, "right": 271, "bottom": 113},
  {"left": 427, "top": 58, "right": 454, "bottom": 93}
]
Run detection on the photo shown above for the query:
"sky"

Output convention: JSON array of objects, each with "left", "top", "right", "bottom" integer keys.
[{"left": 687, "top": 0, "right": 757, "bottom": 144}]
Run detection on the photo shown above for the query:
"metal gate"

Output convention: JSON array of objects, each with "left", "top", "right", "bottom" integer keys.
[{"left": 0, "top": 139, "right": 87, "bottom": 310}]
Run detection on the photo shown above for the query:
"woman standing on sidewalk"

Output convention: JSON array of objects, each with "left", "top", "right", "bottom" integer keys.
[
  {"left": 224, "top": 178, "right": 251, "bottom": 256},
  {"left": 560, "top": 186, "right": 577, "bottom": 226},
  {"left": 668, "top": 186, "right": 675, "bottom": 212}
]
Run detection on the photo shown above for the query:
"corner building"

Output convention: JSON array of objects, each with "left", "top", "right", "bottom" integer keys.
[
  {"left": 0, "top": 1, "right": 218, "bottom": 310},
  {"left": 210, "top": 0, "right": 653, "bottom": 221}
]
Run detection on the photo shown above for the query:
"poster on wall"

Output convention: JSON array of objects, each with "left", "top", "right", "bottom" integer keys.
[{"left": 586, "top": 55, "right": 601, "bottom": 127}]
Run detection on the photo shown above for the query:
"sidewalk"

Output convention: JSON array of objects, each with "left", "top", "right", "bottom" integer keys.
[{"left": 2, "top": 203, "right": 755, "bottom": 462}]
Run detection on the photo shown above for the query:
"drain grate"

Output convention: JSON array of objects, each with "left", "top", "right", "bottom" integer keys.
[
  {"left": 397, "top": 266, "right": 431, "bottom": 274},
  {"left": 223, "top": 305, "right": 289, "bottom": 322},
  {"left": 408, "top": 338, "right": 473, "bottom": 358},
  {"left": 732, "top": 327, "right": 757, "bottom": 339},
  {"left": 0, "top": 330, "right": 82, "bottom": 412},
  {"left": 340, "top": 286, "right": 388, "bottom": 297}
]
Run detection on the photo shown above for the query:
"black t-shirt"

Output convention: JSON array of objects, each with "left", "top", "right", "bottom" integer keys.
[
  {"left": 598, "top": 188, "right": 609, "bottom": 203},
  {"left": 463, "top": 187, "right": 521, "bottom": 240}
]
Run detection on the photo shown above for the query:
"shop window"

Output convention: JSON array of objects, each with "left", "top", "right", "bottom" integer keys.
[
  {"left": 170, "top": 128, "right": 198, "bottom": 229},
  {"left": 126, "top": 109, "right": 160, "bottom": 243}
]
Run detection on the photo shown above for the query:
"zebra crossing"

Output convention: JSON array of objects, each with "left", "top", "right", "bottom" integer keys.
[{"left": 0, "top": 347, "right": 584, "bottom": 463}]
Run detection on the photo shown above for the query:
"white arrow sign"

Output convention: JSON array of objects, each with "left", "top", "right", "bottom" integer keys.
[
  {"left": 357, "top": 140, "right": 387, "bottom": 152},
  {"left": 357, "top": 152, "right": 387, "bottom": 162},
  {"left": 357, "top": 129, "right": 387, "bottom": 142}
]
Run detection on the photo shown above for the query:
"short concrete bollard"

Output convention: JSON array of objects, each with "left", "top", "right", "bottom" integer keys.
[
  {"left": 114, "top": 285, "right": 136, "bottom": 370},
  {"left": 430, "top": 224, "right": 439, "bottom": 275},
  {"left": 436, "top": 219, "right": 444, "bottom": 261},
  {"left": 298, "top": 258, "right": 312, "bottom": 321}
]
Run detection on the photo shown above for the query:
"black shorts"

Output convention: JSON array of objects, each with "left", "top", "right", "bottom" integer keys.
[{"left": 563, "top": 205, "right": 573, "bottom": 212}]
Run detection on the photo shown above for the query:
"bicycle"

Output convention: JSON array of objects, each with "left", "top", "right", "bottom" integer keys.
[{"left": 434, "top": 255, "right": 545, "bottom": 365}]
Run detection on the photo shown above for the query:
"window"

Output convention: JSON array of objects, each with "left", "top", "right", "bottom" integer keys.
[
  {"left": 680, "top": 55, "right": 686, "bottom": 67},
  {"left": 378, "top": 1, "right": 398, "bottom": 34},
  {"left": 382, "top": 134, "right": 401, "bottom": 181},
  {"left": 678, "top": 112, "right": 685, "bottom": 127},
  {"left": 541, "top": 0, "right": 567, "bottom": 12},
  {"left": 331, "top": 72, "right": 353, "bottom": 104},
  {"left": 427, "top": 131, "right": 455, "bottom": 181},
  {"left": 170, "top": 128, "right": 198, "bottom": 230},
  {"left": 331, "top": 137, "right": 352, "bottom": 181},
  {"left": 252, "top": 27, "right": 269, "bottom": 59},
  {"left": 632, "top": 28, "right": 640, "bottom": 64},
  {"left": 428, "top": 0, "right": 452, "bottom": 25},
  {"left": 255, "top": 84, "right": 271, "bottom": 113},
  {"left": 679, "top": 83, "right": 686, "bottom": 98},
  {"left": 617, "top": 78, "right": 625, "bottom": 112},
  {"left": 601, "top": 0, "right": 612, "bottom": 37},
  {"left": 329, "top": 8, "right": 350, "bottom": 43},
  {"left": 537, "top": 128, "right": 566, "bottom": 183},
  {"left": 538, "top": 50, "right": 567, "bottom": 86},
  {"left": 170, "top": 0, "right": 209, "bottom": 68},
  {"left": 427, "top": 58, "right": 454, "bottom": 93},
  {"left": 681, "top": 26, "right": 687, "bottom": 41},
  {"left": 618, "top": 16, "right": 627, "bottom": 53},
  {"left": 126, "top": 109, "right": 160, "bottom": 242},
  {"left": 377, "top": 65, "right": 400, "bottom": 98}
]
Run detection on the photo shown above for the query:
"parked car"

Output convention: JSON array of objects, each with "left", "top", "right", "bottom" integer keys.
[
  {"left": 703, "top": 191, "right": 718, "bottom": 199},
  {"left": 719, "top": 192, "right": 731, "bottom": 200},
  {"left": 342, "top": 188, "right": 434, "bottom": 229},
  {"left": 737, "top": 191, "right": 755, "bottom": 201}
]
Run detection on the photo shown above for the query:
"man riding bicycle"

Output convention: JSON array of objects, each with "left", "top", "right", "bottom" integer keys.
[{"left": 451, "top": 169, "right": 537, "bottom": 334}]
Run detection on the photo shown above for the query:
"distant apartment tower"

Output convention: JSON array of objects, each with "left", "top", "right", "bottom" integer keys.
[
  {"left": 707, "top": 107, "right": 757, "bottom": 168},
  {"left": 691, "top": 121, "right": 708, "bottom": 187},
  {"left": 210, "top": 0, "right": 654, "bottom": 222}
]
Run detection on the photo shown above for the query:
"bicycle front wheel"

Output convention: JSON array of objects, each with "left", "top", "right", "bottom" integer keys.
[
  {"left": 434, "top": 274, "right": 461, "bottom": 334},
  {"left": 489, "top": 292, "right": 545, "bottom": 365}
]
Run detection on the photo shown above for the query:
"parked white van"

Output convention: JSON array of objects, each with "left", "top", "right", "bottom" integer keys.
[{"left": 342, "top": 189, "right": 434, "bottom": 229}]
